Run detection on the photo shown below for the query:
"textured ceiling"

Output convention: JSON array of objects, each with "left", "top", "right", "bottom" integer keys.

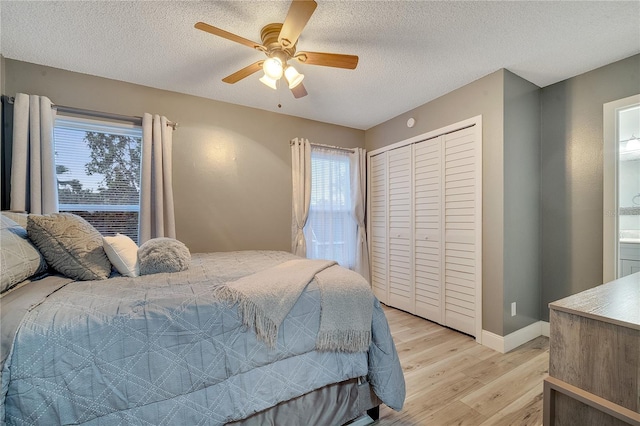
[{"left": 2, "top": 1, "right": 639, "bottom": 130}]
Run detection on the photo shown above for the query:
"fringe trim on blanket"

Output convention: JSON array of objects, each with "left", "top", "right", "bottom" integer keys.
[
  {"left": 316, "top": 330, "right": 372, "bottom": 353},
  {"left": 212, "top": 286, "right": 279, "bottom": 348}
]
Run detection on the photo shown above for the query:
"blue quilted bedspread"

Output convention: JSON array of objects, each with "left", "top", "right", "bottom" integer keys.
[{"left": 1, "top": 251, "right": 405, "bottom": 425}]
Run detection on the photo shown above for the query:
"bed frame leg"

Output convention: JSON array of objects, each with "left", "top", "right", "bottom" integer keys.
[{"left": 367, "top": 406, "right": 380, "bottom": 421}]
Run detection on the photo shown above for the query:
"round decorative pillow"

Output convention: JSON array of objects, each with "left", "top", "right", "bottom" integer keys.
[{"left": 138, "top": 237, "right": 191, "bottom": 275}]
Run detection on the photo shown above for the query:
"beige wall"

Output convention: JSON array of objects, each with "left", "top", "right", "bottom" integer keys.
[
  {"left": 7, "top": 54, "right": 638, "bottom": 336},
  {"left": 3, "top": 59, "right": 364, "bottom": 253},
  {"left": 365, "top": 70, "right": 506, "bottom": 335}
]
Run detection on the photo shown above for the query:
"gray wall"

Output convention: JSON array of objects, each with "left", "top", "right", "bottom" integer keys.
[
  {"left": 367, "top": 54, "right": 640, "bottom": 333},
  {"left": 365, "top": 70, "right": 507, "bottom": 335},
  {"left": 1, "top": 56, "right": 5, "bottom": 94},
  {"left": 2, "top": 59, "right": 365, "bottom": 253},
  {"left": 540, "top": 54, "right": 640, "bottom": 321},
  {"left": 503, "top": 70, "right": 541, "bottom": 334}
]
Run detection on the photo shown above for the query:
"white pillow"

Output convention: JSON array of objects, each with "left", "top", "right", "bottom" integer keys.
[{"left": 103, "top": 234, "right": 139, "bottom": 277}]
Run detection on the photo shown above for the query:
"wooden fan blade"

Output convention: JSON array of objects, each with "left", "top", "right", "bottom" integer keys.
[
  {"left": 291, "top": 83, "right": 308, "bottom": 99},
  {"left": 195, "top": 22, "right": 264, "bottom": 50},
  {"left": 222, "top": 61, "right": 264, "bottom": 84},
  {"left": 278, "top": 0, "right": 317, "bottom": 48},
  {"left": 295, "top": 51, "right": 358, "bottom": 69}
]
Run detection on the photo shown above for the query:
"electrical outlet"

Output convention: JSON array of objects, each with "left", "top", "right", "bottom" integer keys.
[{"left": 511, "top": 302, "right": 517, "bottom": 317}]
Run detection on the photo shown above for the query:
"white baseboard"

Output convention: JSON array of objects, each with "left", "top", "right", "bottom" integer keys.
[
  {"left": 481, "top": 321, "right": 546, "bottom": 353},
  {"left": 481, "top": 330, "right": 506, "bottom": 353},
  {"left": 541, "top": 321, "right": 550, "bottom": 337}
]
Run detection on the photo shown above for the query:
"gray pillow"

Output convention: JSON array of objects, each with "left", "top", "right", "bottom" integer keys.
[
  {"left": 27, "top": 213, "right": 112, "bottom": 281},
  {"left": 138, "top": 238, "right": 190, "bottom": 275},
  {"left": 1, "top": 214, "right": 48, "bottom": 293}
]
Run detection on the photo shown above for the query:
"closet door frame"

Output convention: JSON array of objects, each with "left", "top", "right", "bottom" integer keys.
[{"left": 367, "top": 115, "right": 483, "bottom": 342}]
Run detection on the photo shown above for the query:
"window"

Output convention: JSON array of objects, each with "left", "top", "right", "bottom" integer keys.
[
  {"left": 54, "top": 116, "right": 143, "bottom": 242},
  {"left": 304, "top": 147, "right": 357, "bottom": 268}
]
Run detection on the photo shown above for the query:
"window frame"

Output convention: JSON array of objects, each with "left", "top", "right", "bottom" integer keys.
[
  {"left": 53, "top": 114, "right": 143, "bottom": 241},
  {"left": 304, "top": 147, "right": 356, "bottom": 268}
]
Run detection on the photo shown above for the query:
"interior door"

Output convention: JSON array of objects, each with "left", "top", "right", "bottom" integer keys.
[
  {"left": 387, "top": 145, "right": 414, "bottom": 312},
  {"left": 369, "top": 152, "right": 388, "bottom": 303},
  {"left": 413, "top": 137, "right": 443, "bottom": 322},
  {"left": 443, "top": 127, "right": 478, "bottom": 336}
]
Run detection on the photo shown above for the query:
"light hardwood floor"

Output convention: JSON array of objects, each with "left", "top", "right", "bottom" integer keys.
[{"left": 376, "top": 305, "right": 549, "bottom": 426}]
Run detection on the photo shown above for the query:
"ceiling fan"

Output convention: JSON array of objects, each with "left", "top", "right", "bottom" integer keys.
[{"left": 195, "top": 0, "right": 358, "bottom": 99}]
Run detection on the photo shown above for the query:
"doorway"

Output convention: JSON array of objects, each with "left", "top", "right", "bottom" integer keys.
[{"left": 603, "top": 94, "right": 640, "bottom": 281}]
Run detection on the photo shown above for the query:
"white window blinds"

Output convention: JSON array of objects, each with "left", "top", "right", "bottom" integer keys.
[
  {"left": 304, "top": 147, "right": 357, "bottom": 268},
  {"left": 54, "top": 116, "right": 143, "bottom": 242}
]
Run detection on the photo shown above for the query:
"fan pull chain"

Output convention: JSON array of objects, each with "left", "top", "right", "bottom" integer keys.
[{"left": 277, "top": 78, "right": 282, "bottom": 109}]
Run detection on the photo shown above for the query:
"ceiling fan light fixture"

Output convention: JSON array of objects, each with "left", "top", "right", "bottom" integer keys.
[
  {"left": 263, "top": 57, "right": 283, "bottom": 80},
  {"left": 196, "top": 0, "right": 358, "bottom": 100},
  {"left": 259, "top": 74, "right": 278, "bottom": 90},
  {"left": 284, "top": 65, "right": 304, "bottom": 89}
]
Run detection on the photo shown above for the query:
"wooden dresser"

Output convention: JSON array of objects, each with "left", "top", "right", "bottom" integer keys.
[{"left": 544, "top": 272, "right": 640, "bottom": 425}]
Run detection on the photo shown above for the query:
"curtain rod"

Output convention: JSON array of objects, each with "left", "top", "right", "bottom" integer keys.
[
  {"left": 53, "top": 104, "right": 178, "bottom": 130},
  {"left": 4, "top": 97, "right": 178, "bottom": 129},
  {"left": 290, "top": 140, "right": 356, "bottom": 153}
]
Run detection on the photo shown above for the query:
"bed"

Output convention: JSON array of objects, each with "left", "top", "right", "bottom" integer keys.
[{"left": 0, "top": 213, "right": 405, "bottom": 425}]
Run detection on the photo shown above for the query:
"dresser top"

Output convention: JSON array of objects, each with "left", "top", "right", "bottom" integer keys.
[{"left": 549, "top": 272, "right": 640, "bottom": 330}]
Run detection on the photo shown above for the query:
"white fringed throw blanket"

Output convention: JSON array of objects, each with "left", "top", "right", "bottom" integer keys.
[{"left": 213, "top": 259, "right": 374, "bottom": 352}]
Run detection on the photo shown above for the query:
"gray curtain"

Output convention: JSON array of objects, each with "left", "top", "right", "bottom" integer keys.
[
  {"left": 291, "top": 137, "right": 311, "bottom": 257},
  {"left": 139, "top": 113, "right": 176, "bottom": 243},
  {"left": 10, "top": 93, "right": 58, "bottom": 214},
  {"left": 350, "top": 148, "right": 370, "bottom": 281}
]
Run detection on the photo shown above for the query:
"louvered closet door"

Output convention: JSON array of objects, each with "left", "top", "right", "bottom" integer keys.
[
  {"left": 387, "top": 145, "right": 413, "bottom": 312},
  {"left": 413, "top": 137, "right": 443, "bottom": 323},
  {"left": 443, "top": 127, "right": 478, "bottom": 336},
  {"left": 369, "top": 153, "right": 388, "bottom": 303}
]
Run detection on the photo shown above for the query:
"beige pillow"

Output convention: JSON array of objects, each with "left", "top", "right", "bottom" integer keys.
[
  {"left": 138, "top": 238, "right": 190, "bottom": 275},
  {"left": 27, "top": 213, "right": 111, "bottom": 281},
  {"left": 103, "top": 233, "right": 139, "bottom": 277},
  {"left": 1, "top": 214, "right": 47, "bottom": 292}
]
